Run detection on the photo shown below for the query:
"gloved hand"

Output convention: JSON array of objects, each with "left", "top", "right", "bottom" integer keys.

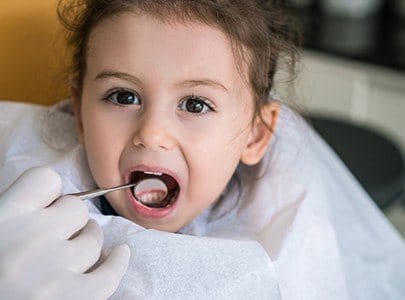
[{"left": 0, "top": 167, "right": 130, "bottom": 299}]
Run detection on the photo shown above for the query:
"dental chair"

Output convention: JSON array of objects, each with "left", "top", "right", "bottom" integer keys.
[{"left": 310, "top": 114, "right": 405, "bottom": 210}]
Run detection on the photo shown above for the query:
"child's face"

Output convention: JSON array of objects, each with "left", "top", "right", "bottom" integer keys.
[{"left": 74, "top": 13, "right": 277, "bottom": 232}]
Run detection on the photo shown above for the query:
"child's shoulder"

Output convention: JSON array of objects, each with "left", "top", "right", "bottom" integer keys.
[
  {"left": 0, "top": 100, "right": 47, "bottom": 123},
  {"left": 0, "top": 99, "right": 85, "bottom": 194},
  {"left": 0, "top": 99, "right": 76, "bottom": 145}
]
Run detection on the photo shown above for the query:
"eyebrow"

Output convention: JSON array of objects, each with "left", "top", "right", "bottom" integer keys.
[
  {"left": 95, "top": 71, "right": 142, "bottom": 85},
  {"left": 175, "top": 79, "right": 228, "bottom": 92},
  {"left": 95, "top": 70, "right": 228, "bottom": 92}
]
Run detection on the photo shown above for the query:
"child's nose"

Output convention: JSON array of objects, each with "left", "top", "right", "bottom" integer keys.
[{"left": 132, "top": 113, "right": 176, "bottom": 151}]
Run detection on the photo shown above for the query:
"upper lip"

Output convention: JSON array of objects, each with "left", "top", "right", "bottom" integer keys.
[{"left": 124, "top": 164, "right": 182, "bottom": 187}]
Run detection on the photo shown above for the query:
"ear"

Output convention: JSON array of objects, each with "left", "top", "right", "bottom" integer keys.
[
  {"left": 241, "top": 102, "right": 279, "bottom": 165},
  {"left": 71, "top": 85, "right": 84, "bottom": 144}
]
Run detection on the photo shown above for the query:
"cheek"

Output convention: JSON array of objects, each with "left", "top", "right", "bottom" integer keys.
[
  {"left": 81, "top": 104, "right": 127, "bottom": 185},
  {"left": 183, "top": 109, "right": 251, "bottom": 168},
  {"left": 185, "top": 124, "right": 249, "bottom": 200}
]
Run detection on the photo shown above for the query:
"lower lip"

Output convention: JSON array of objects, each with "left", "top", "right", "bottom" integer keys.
[{"left": 126, "top": 189, "right": 178, "bottom": 219}]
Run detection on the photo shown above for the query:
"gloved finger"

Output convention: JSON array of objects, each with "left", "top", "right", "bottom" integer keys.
[
  {"left": 41, "top": 195, "right": 89, "bottom": 240},
  {"left": 67, "top": 219, "right": 104, "bottom": 273},
  {"left": 85, "top": 244, "right": 130, "bottom": 299},
  {"left": 0, "top": 166, "right": 62, "bottom": 213}
]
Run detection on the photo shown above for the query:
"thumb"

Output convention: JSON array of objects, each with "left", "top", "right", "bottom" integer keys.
[{"left": 1, "top": 166, "right": 62, "bottom": 213}]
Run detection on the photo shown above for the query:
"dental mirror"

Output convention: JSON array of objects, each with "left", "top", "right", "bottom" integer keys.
[
  {"left": 133, "top": 177, "right": 168, "bottom": 206},
  {"left": 69, "top": 177, "right": 168, "bottom": 203}
]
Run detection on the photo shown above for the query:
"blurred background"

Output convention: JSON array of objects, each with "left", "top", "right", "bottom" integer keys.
[
  {"left": 0, "top": 1, "right": 69, "bottom": 105},
  {"left": 286, "top": 0, "right": 405, "bottom": 69},
  {"left": 0, "top": 0, "right": 404, "bottom": 235},
  {"left": 280, "top": 0, "right": 405, "bottom": 236}
]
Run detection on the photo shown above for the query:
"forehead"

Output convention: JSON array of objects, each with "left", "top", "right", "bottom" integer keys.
[{"left": 85, "top": 13, "right": 249, "bottom": 93}]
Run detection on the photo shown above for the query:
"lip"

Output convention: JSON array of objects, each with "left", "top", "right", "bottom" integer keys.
[{"left": 124, "top": 165, "right": 181, "bottom": 219}]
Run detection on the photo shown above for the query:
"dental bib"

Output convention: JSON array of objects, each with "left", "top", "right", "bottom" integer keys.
[{"left": 1, "top": 99, "right": 404, "bottom": 299}]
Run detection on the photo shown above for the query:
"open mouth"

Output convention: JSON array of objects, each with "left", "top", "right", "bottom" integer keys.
[{"left": 130, "top": 171, "right": 180, "bottom": 209}]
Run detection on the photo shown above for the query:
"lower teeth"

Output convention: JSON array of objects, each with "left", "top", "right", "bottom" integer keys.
[
  {"left": 138, "top": 191, "right": 167, "bottom": 204},
  {"left": 133, "top": 178, "right": 169, "bottom": 208}
]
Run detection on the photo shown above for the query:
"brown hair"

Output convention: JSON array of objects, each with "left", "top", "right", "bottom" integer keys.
[{"left": 58, "top": 0, "right": 299, "bottom": 120}]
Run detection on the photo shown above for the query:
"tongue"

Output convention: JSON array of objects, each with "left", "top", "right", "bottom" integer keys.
[{"left": 133, "top": 178, "right": 169, "bottom": 208}]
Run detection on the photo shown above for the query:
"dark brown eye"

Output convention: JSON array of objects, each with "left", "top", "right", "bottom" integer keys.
[
  {"left": 109, "top": 90, "right": 140, "bottom": 105},
  {"left": 180, "top": 96, "right": 212, "bottom": 114}
]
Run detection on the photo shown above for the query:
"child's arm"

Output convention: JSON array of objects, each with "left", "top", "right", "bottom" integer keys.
[{"left": 0, "top": 167, "right": 130, "bottom": 299}]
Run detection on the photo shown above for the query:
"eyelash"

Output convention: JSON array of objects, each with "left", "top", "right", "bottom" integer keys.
[
  {"left": 102, "top": 88, "right": 141, "bottom": 106},
  {"left": 102, "top": 88, "right": 216, "bottom": 115},
  {"left": 178, "top": 95, "right": 215, "bottom": 115}
]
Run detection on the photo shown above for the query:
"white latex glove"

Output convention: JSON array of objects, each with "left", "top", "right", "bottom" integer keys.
[{"left": 0, "top": 167, "right": 130, "bottom": 299}]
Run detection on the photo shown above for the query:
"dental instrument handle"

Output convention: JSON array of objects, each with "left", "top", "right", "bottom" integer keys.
[{"left": 69, "top": 183, "right": 136, "bottom": 200}]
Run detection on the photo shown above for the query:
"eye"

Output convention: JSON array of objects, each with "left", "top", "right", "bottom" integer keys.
[
  {"left": 106, "top": 90, "right": 141, "bottom": 105},
  {"left": 179, "top": 96, "right": 213, "bottom": 114}
]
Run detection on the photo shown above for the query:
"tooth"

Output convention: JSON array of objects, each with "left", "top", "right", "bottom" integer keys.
[
  {"left": 140, "top": 192, "right": 165, "bottom": 204},
  {"left": 144, "top": 171, "right": 162, "bottom": 176}
]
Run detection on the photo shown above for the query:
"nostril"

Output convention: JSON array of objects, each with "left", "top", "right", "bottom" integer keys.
[
  {"left": 130, "top": 110, "right": 176, "bottom": 150},
  {"left": 132, "top": 129, "right": 175, "bottom": 151}
]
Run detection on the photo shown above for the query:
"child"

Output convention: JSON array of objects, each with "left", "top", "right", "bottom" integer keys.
[{"left": 1, "top": 0, "right": 404, "bottom": 299}]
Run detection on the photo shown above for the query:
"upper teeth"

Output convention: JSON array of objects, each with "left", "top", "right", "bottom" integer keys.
[{"left": 144, "top": 171, "right": 162, "bottom": 176}]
